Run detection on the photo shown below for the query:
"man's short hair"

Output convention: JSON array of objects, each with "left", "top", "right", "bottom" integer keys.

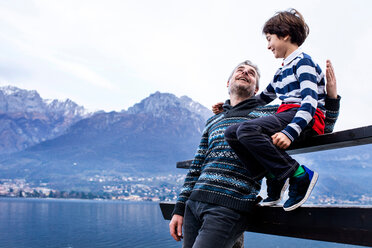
[
  {"left": 228, "top": 60, "right": 260, "bottom": 91},
  {"left": 262, "top": 8, "right": 309, "bottom": 46}
]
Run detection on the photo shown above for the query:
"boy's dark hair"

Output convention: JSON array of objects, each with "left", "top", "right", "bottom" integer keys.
[{"left": 262, "top": 8, "right": 309, "bottom": 46}]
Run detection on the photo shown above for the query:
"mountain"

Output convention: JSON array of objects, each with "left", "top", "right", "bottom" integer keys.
[
  {"left": 0, "top": 86, "right": 90, "bottom": 154},
  {"left": 1, "top": 87, "right": 370, "bottom": 205},
  {"left": 0, "top": 90, "right": 213, "bottom": 189},
  {"left": 127, "top": 92, "right": 212, "bottom": 122}
]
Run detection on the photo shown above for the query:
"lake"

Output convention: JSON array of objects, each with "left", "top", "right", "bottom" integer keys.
[{"left": 0, "top": 198, "right": 365, "bottom": 248}]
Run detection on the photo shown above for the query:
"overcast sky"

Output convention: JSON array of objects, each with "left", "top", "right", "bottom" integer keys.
[{"left": 0, "top": 0, "right": 371, "bottom": 131}]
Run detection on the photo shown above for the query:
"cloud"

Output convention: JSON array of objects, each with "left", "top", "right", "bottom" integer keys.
[
  {"left": 0, "top": 33, "right": 116, "bottom": 91},
  {"left": 0, "top": 0, "right": 372, "bottom": 119}
]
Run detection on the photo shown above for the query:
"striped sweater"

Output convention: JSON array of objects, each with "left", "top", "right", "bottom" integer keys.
[
  {"left": 172, "top": 96, "right": 340, "bottom": 216},
  {"left": 257, "top": 49, "right": 326, "bottom": 141}
]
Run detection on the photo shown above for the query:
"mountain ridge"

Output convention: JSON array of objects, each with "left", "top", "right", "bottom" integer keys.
[
  {"left": 0, "top": 86, "right": 213, "bottom": 189},
  {"left": 0, "top": 86, "right": 93, "bottom": 153}
]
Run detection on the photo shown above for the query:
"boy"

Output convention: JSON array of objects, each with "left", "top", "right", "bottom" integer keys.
[{"left": 224, "top": 9, "right": 326, "bottom": 211}]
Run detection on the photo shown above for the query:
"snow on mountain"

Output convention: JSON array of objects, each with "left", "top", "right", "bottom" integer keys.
[
  {"left": 127, "top": 91, "right": 212, "bottom": 122},
  {"left": 0, "top": 85, "right": 91, "bottom": 117},
  {"left": 0, "top": 86, "right": 91, "bottom": 153}
]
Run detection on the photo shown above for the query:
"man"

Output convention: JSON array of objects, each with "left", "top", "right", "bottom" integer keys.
[{"left": 169, "top": 60, "right": 339, "bottom": 248}]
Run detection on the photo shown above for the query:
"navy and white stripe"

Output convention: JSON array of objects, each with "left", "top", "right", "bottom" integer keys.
[{"left": 257, "top": 49, "right": 326, "bottom": 141}]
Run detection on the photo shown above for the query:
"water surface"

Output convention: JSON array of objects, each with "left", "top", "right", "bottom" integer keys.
[{"left": 0, "top": 198, "right": 365, "bottom": 248}]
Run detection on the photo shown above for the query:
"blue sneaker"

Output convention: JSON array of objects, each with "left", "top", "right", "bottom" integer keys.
[
  {"left": 261, "top": 177, "right": 289, "bottom": 206},
  {"left": 283, "top": 166, "right": 318, "bottom": 211}
]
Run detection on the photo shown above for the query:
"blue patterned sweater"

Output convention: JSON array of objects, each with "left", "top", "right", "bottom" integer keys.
[{"left": 172, "top": 96, "right": 340, "bottom": 216}]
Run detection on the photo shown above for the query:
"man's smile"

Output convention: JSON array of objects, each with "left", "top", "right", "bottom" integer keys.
[{"left": 236, "top": 77, "right": 250, "bottom": 82}]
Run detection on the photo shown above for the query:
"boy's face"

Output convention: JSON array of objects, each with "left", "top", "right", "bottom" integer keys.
[{"left": 266, "top": 33, "right": 290, "bottom": 59}]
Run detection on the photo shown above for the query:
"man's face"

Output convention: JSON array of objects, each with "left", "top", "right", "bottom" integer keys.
[{"left": 228, "top": 65, "right": 258, "bottom": 96}]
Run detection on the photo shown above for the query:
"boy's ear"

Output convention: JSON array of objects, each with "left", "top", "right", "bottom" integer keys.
[{"left": 283, "top": 35, "right": 291, "bottom": 42}]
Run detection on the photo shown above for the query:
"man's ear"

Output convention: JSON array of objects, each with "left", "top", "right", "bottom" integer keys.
[
  {"left": 227, "top": 81, "right": 230, "bottom": 88},
  {"left": 283, "top": 35, "right": 291, "bottom": 42},
  {"left": 254, "top": 88, "right": 259, "bottom": 94}
]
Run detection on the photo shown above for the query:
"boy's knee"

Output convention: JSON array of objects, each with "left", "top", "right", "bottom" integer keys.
[
  {"left": 224, "top": 124, "right": 239, "bottom": 140},
  {"left": 236, "top": 122, "right": 262, "bottom": 140}
]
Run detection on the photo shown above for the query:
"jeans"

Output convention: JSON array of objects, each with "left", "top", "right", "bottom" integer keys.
[
  {"left": 183, "top": 200, "right": 249, "bottom": 248},
  {"left": 224, "top": 108, "right": 302, "bottom": 181}
]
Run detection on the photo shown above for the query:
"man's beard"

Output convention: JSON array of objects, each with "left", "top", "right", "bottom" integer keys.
[{"left": 229, "top": 83, "right": 255, "bottom": 99}]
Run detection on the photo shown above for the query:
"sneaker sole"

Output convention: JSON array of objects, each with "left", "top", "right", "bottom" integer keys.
[
  {"left": 260, "top": 178, "right": 289, "bottom": 206},
  {"left": 283, "top": 172, "right": 318, "bottom": 211}
]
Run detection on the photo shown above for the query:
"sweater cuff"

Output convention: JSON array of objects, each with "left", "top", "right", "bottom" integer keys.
[
  {"left": 172, "top": 202, "right": 186, "bottom": 217},
  {"left": 325, "top": 95, "right": 341, "bottom": 111},
  {"left": 281, "top": 127, "right": 297, "bottom": 142}
]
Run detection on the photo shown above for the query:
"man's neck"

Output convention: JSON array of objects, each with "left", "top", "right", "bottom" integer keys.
[{"left": 230, "top": 94, "right": 252, "bottom": 107}]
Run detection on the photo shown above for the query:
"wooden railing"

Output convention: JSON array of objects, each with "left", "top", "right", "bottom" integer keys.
[{"left": 160, "top": 125, "right": 372, "bottom": 247}]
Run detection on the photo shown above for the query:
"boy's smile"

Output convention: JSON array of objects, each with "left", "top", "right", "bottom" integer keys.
[
  {"left": 266, "top": 33, "right": 288, "bottom": 59},
  {"left": 265, "top": 33, "right": 298, "bottom": 60}
]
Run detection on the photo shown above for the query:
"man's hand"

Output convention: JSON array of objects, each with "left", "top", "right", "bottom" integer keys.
[
  {"left": 212, "top": 102, "right": 224, "bottom": 115},
  {"left": 271, "top": 132, "right": 291, "bottom": 149},
  {"left": 169, "top": 214, "right": 184, "bottom": 241},
  {"left": 326, "top": 59, "right": 337, "bottom": 99}
]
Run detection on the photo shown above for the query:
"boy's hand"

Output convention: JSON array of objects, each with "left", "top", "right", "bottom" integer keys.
[
  {"left": 169, "top": 214, "right": 184, "bottom": 241},
  {"left": 271, "top": 132, "right": 291, "bottom": 149},
  {"left": 326, "top": 59, "right": 337, "bottom": 99},
  {"left": 212, "top": 102, "right": 224, "bottom": 115}
]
